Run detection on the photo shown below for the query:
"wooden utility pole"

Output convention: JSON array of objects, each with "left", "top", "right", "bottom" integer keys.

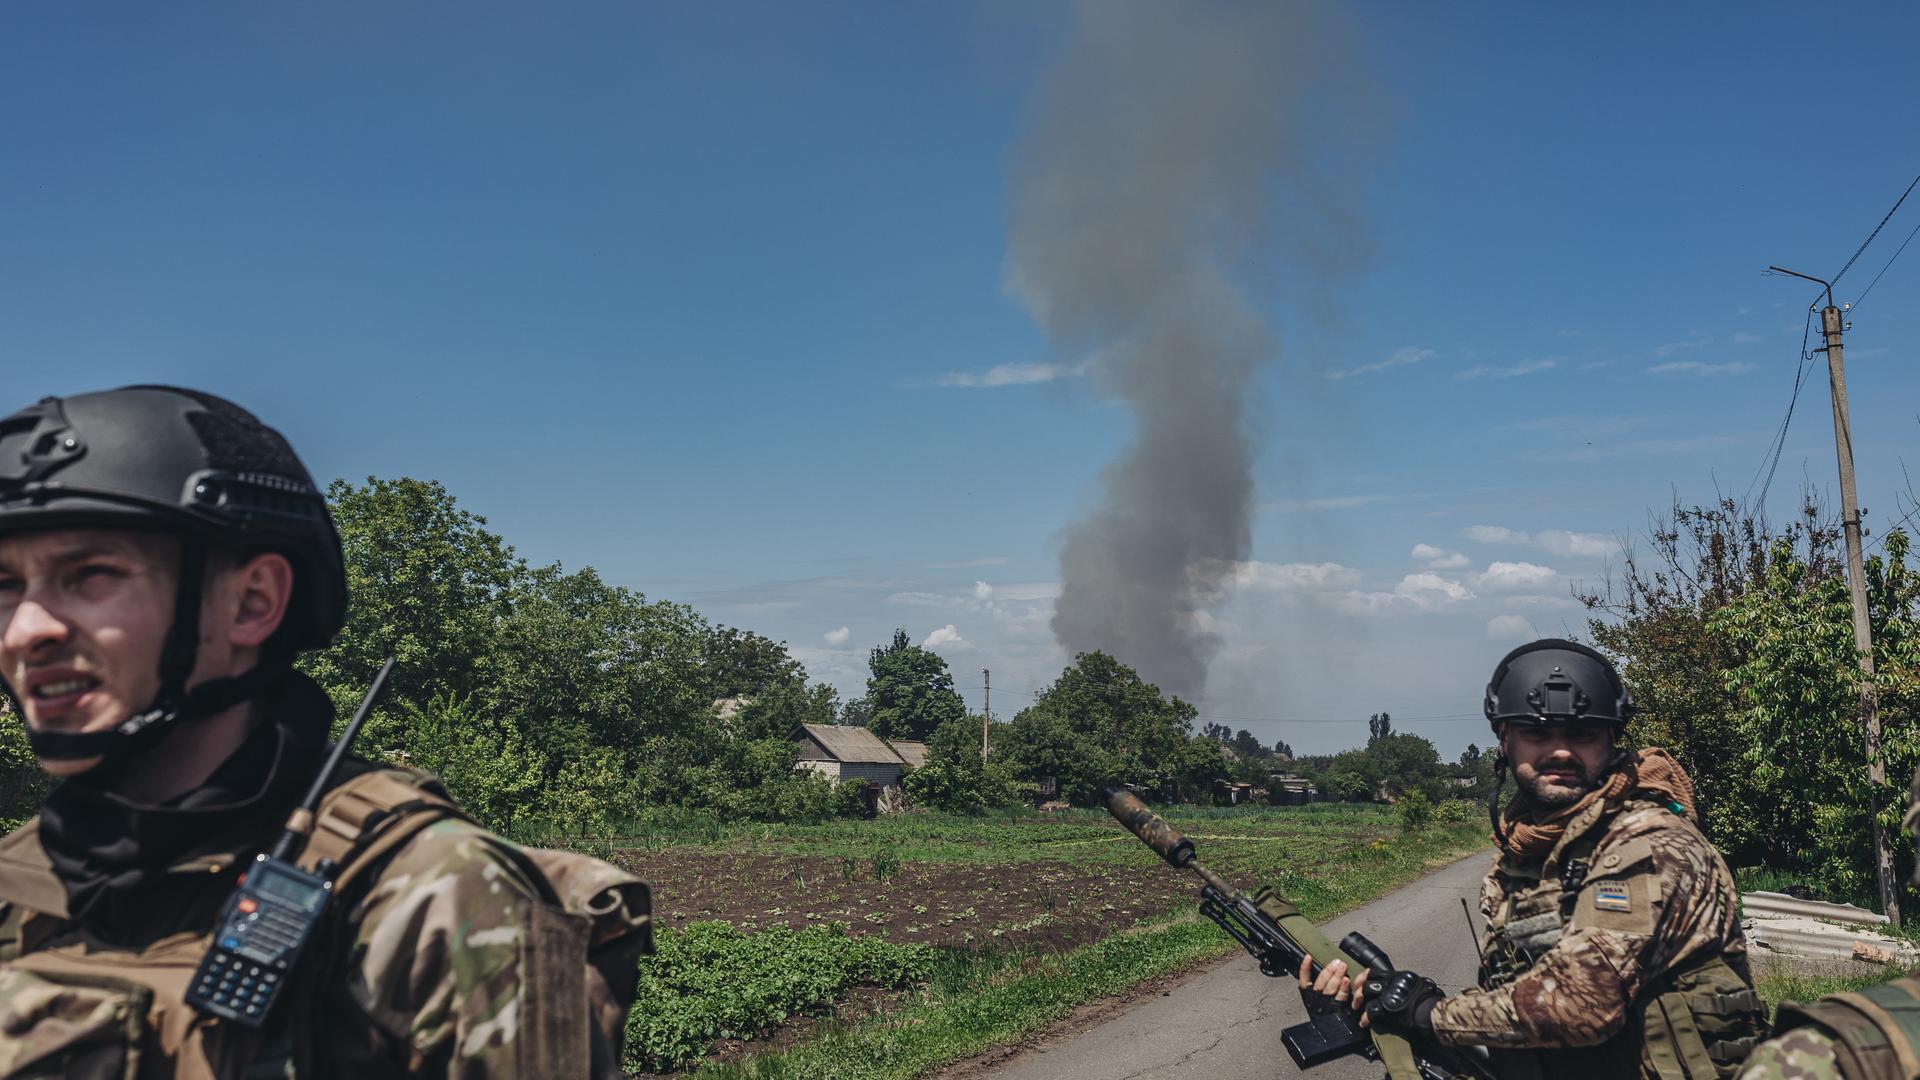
[
  {"left": 982, "top": 669, "right": 991, "bottom": 759},
  {"left": 1773, "top": 265, "right": 1896, "bottom": 924},
  {"left": 1820, "top": 302, "right": 1898, "bottom": 925}
]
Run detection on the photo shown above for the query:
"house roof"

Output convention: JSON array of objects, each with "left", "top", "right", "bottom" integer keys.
[
  {"left": 890, "top": 740, "right": 928, "bottom": 769},
  {"left": 792, "top": 723, "right": 907, "bottom": 765}
]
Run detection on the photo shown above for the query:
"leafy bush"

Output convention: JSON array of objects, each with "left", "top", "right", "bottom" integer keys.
[
  {"left": 624, "top": 922, "right": 933, "bottom": 1071},
  {"left": 1395, "top": 789, "right": 1434, "bottom": 832}
]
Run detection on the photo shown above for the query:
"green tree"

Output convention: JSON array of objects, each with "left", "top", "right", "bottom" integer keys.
[
  {"left": 859, "top": 630, "right": 966, "bottom": 741},
  {"left": 1710, "top": 531, "right": 1920, "bottom": 903},
  {"left": 0, "top": 702, "right": 50, "bottom": 831},
  {"left": 1581, "top": 496, "right": 1844, "bottom": 868},
  {"left": 1200, "top": 721, "right": 1232, "bottom": 743},
  {"left": 1369, "top": 731, "right": 1442, "bottom": 799},
  {"left": 303, "top": 477, "right": 524, "bottom": 718},
  {"left": 1367, "top": 711, "right": 1393, "bottom": 744},
  {"left": 902, "top": 715, "right": 1020, "bottom": 814},
  {"left": 1229, "top": 728, "right": 1266, "bottom": 760},
  {"left": 1002, "top": 651, "right": 1221, "bottom": 803}
]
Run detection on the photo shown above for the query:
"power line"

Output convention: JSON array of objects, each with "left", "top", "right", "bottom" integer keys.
[
  {"left": 1832, "top": 172, "right": 1920, "bottom": 288},
  {"left": 1744, "top": 307, "right": 1817, "bottom": 509},
  {"left": 1850, "top": 216, "right": 1920, "bottom": 313}
]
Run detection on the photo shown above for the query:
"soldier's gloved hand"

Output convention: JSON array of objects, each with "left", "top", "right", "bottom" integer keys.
[
  {"left": 1361, "top": 969, "right": 1444, "bottom": 1035},
  {"left": 1296, "top": 956, "right": 1354, "bottom": 1015}
]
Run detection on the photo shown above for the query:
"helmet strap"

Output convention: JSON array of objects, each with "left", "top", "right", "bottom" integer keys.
[
  {"left": 18, "top": 536, "right": 289, "bottom": 765},
  {"left": 1487, "top": 751, "right": 1511, "bottom": 848}
]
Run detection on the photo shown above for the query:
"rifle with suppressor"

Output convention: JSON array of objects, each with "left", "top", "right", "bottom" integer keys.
[{"left": 1104, "top": 788, "right": 1490, "bottom": 1080}]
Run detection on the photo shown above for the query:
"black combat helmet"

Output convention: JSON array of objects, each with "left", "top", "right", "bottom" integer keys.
[
  {"left": 1484, "top": 638, "right": 1633, "bottom": 734},
  {"left": 0, "top": 386, "right": 345, "bottom": 763}
]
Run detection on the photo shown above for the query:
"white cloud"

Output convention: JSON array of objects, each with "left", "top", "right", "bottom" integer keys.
[
  {"left": 1653, "top": 336, "right": 1711, "bottom": 358},
  {"left": 1324, "top": 345, "right": 1435, "bottom": 381},
  {"left": 1487, "top": 614, "right": 1535, "bottom": 641},
  {"left": 1730, "top": 332, "right": 1764, "bottom": 345},
  {"left": 1396, "top": 572, "right": 1474, "bottom": 604},
  {"left": 886, "top": 591, "right": 955, "bottom": 607},
  {"left": 936, "top": 358, "right": 1092, "bottom": 388},
  {"left": 1226, "top": 561, "right": 1364, "bottom": 591},
  {"left": 1411, "top": 543, "right": 1470, "bottom": 569},
  {"left": 1455, "top": 358, "right": 1562, "bottom": 380},
  {"left": 923, "top": 624, "right": 971, "bottom": 651},
  {"left": 1535, "top": 529, "right": 1614, "bottom": 558},
  {"left": 1463, "top": 525, "right": 1530, "bottom": 545},
  {"left": 1476, "top": 561, "right": 1557, "bottom": 590},
  {"left": 1265, "top": 494, "right": 1395, "bottom": 511},
  {"left": 823, "top": 626, "right": 851, "bottom": 646},
  {"left": 927, "top": 556, "right": 1010, "bottom": 569},
  {"left": 973, "top": 581, "right": 994, "bottom": 600},
  {"left": 1647, "top": 360, "right": 1754, "bottom": 377}
]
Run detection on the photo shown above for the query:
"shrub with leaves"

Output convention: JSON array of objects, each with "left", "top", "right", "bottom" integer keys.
[{"left": 624, "top": 921, "right": 933, "bottom": 1071}]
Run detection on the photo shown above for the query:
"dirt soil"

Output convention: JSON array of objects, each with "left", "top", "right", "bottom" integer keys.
[{"left": 613, "top": 849, "right": 1200, "bottom": 950}]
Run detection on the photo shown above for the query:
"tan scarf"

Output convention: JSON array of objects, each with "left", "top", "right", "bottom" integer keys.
[{"left": 1496, "top": 746, "right": 1698, "bottom": 859}]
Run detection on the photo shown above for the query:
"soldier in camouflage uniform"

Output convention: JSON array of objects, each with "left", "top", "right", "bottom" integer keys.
[
  {"left": 1305, "top": 639, "right": 1768, "bottom": 1078},
  {"left": 0, "top": 387, "right": 649, "bottom": 1077},
  {"left": 1734, "top": 768, "right": 1920, "bottom": 1080}
]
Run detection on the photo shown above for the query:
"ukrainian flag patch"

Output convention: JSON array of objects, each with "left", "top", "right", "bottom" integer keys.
[{"left": 1593, "top": 880, "right": 1632, "bottom": 912}]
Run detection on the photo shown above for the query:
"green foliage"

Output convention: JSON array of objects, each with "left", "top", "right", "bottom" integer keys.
[
  {"left": 1585, "top": 495, "right": 1920, "bottom": 909},
  {"left": 307, "top": 477, "right": 834, "bottom": 834},
  {"left": 0, "top": 700, "right": 49, "bottom": 833},
  {"left": 902, "top": 716, "right": 1021, "bottom": 814},
  {"left": 858, "top": 630, "right": 967, "bottom": 742},
  {"left": 623, "top": 921, "right": 933, "bottom": 1071},
  {"left": 1710, "top": 531, "right": 1920, "bottom": 903},
  {"left": 1395, "top": 789, "right": 1433, "bottom": 832},
  {"left": 997, "top": 652, "right": 1222, "bottom": 804}
]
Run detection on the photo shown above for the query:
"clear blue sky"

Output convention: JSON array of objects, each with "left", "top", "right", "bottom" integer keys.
[{"left": 4, "top": 3, "right": 1916, "bottom": 756}]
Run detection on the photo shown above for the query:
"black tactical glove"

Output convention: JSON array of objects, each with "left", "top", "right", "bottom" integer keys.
[
  {"left": 1298, "top": 976, "right": 1344, "bottom": 1016},
  {"left": 1362, "top": 969, "right": 1444, "bottom": 1035}
]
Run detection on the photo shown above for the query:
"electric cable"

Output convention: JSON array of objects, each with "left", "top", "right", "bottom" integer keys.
[
  {"left": 1849, "top": 216, "right": 1920, "bottom": 314},
  {"left": 1832, "top": 173, "right": 1920, "bottom": 289},
  {"left": 1743, "top": 308, "right": 1818, "bottom": 510}
]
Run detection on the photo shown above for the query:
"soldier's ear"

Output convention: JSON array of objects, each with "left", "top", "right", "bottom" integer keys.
[{"left": 223, "top": 551, "right": 295, "bottom": 650}]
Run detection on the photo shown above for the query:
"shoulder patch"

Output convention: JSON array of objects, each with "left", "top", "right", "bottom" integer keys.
[{"left": 1591, "top": 880, "right": 1632, "bottom": 912}]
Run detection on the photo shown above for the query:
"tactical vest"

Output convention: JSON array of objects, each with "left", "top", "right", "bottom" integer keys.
[
  {"left": 1476, "top": 804, "right": 1767, "bottom": 1080},
  {"left": 1771, "top": 978, "right": 1920, "bottom": 1080},
  {"left": 0, "top": 767, "right": 652, "bottom": 1079}
]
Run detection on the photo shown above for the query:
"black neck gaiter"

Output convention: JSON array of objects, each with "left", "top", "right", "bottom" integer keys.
[{"left": 36, "top": 672, "right": 330, "bottom": 946}]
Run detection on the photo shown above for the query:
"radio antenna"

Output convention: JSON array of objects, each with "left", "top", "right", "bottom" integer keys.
[{"left": 268, "top": 656, "right": 396, "bottom": 862}]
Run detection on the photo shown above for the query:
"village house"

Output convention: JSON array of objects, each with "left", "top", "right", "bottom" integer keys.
[{"left": 789, "top": 723, "right": 927, "bottom": 790}]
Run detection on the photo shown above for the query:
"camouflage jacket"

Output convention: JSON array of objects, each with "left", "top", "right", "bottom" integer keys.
[
  {"left": 1736, "top": 976, "right": 1920, "bottom": 1080},
  {"left": 1430, "top": 793, "right": 1762, "bottom": 1077},
  {"left": 0, "top": 762, "right": 644, "bottom": 1077},
  {"left": 1737, "top": 1027, "right": 1851, "bottom": 1080}
]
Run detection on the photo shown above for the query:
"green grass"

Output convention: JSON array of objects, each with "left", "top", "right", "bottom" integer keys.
[
  {"left": 673, "top": 815, "right": 1488, "bottom": 1079},
  {"left": 1757, "top": 966, "right": 1915, "bottom": 1017}
]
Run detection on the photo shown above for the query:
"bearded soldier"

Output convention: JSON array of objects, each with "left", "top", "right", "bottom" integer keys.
[
  {"left": 1304, "top": 638, "right": 1768, "bottom": 1078},
  {"left": 1735, "top": 767, "right": 1920, "bottom": 1080},
  {"left": 0, "top": 387, "right": 651, "bottom": 1076}
]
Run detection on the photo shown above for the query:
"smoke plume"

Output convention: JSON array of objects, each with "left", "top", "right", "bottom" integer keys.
[{"left": 1008, "top": 0, "right": 1372, "bottom": 701}]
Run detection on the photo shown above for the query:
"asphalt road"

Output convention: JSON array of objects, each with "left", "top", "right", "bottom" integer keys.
[{"left": 980, "top": 849, "right": 1494, "bottom": 1080}]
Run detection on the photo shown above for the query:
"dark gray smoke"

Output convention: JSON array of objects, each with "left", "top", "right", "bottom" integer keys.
[{"left": 1009, "top": 0, "right": 1371, "bottom": 701}]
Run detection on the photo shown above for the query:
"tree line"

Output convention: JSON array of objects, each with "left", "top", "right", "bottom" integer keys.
[{"left": 1582, "top": 495, "right": 1919, "bottom": 907}]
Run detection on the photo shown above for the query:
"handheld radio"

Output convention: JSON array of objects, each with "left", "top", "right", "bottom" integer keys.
[{"left": 185, "top": 658, "right": 397, "bottom": 1027}]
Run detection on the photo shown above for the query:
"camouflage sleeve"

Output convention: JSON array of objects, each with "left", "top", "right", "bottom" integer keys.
[
  {"left": 1432, "top": 808, "right": 1740, "bottom": 1048},
  {"left": 1735, "top": 1028, "right": 1847, "bottom": 1080},
  {"left": 337, "top": 817, "right": 558, "bottom": 1077}
]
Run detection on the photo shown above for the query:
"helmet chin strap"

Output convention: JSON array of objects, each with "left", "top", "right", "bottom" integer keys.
[{"left": 12, "top": 537, "right": 289, "bottom": 766}]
